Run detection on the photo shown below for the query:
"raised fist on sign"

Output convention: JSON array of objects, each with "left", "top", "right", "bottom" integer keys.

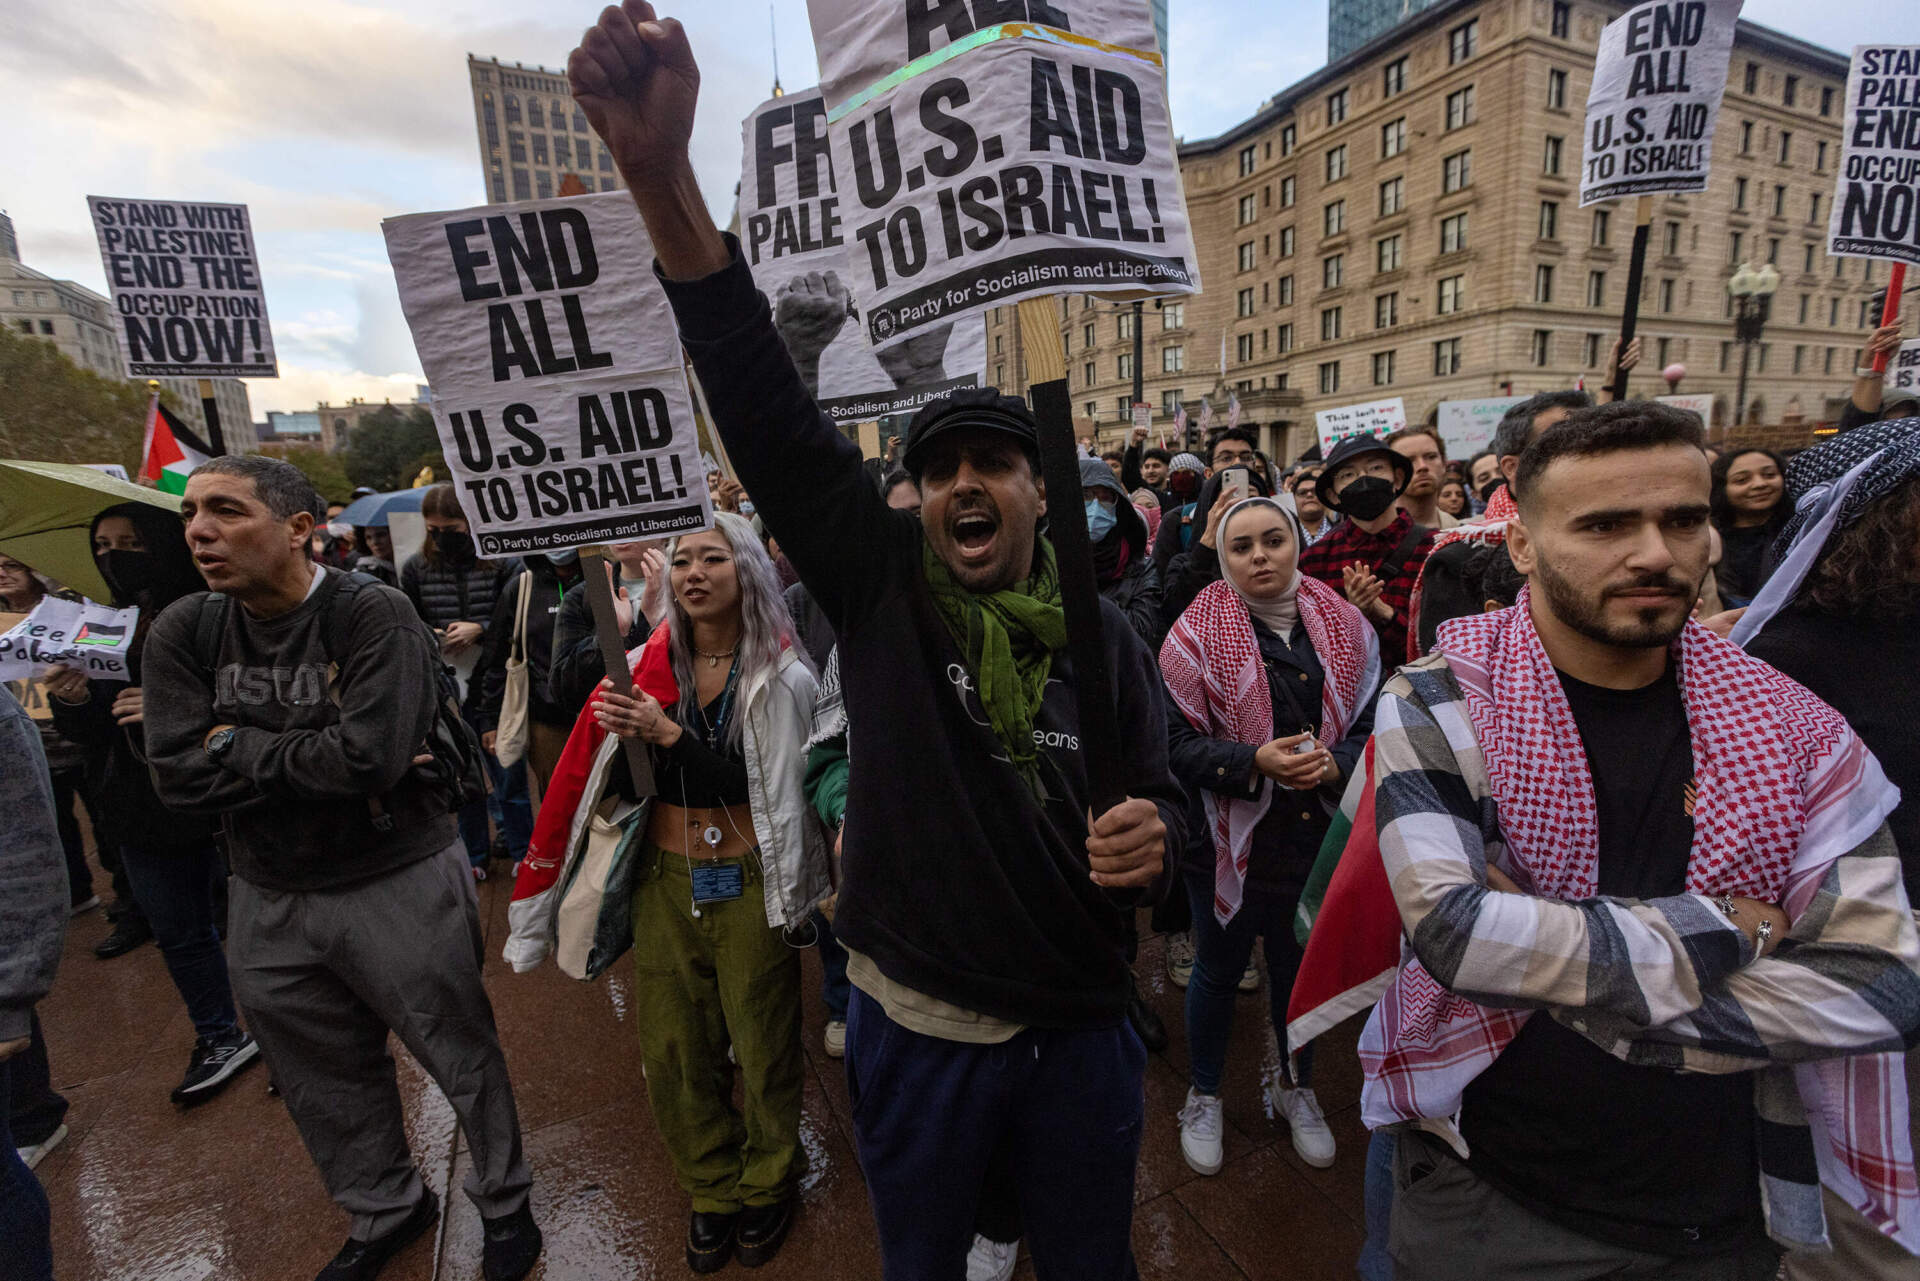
[{"left": 569, "top": 2, "right": 700, "bottom": 185}]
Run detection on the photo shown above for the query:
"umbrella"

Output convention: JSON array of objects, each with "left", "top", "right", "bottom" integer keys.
[
  {"left": 333, "top": 488, "right": 426, "bottom": 530},
  {"left": 0, "top": 460, "right": 180, "bottom": 604}
]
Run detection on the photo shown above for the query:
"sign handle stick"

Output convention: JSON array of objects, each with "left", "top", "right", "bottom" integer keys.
[
  {"left": 1609, "top": 195, "right": 1655, "bottom": 402},
  {"left": 1872, "top": 265, "right": 1908, "bottom": 375},
  {"left": 195, "top": 378, "right": 228, "bottom": 456},
  {"left": 1015, "top": 297, "right": 1126, "bottom": 820},
  {"left": 686, "top": 366, "right": 737, "bottom": 482},
  {"left": 578, "top": 549, "right": 655, "bottom": 798}
]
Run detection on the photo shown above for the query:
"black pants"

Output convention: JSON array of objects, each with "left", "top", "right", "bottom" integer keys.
[
  {"left": 49, "top": 767, "right": 94, "bottom": 905},
  {"left": 5, "top": 1013, "right": 66, "bottom": 1148}
]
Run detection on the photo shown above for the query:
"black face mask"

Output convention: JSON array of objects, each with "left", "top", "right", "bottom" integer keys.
[
  {"left": 1477, "top": 476, "right": 1505, "bottom": 501},
  {"left": 1335, "top": 475, "right": 1400, "bottom": 522},
  {"left": 432, "top": 528, "right": 475, "bottom": 564},
  {"left": 98, "top": 548, "right": 156, "bottom": 603}
]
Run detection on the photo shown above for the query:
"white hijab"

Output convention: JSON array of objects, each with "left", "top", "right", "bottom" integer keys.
[{"left": 1217, "top": 497, "right": 1303, "bottom": 636}]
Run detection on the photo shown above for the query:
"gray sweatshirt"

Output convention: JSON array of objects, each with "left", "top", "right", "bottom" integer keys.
[
  {"left": 0, "top": 684, "right": 68, "bottom": 1042},
  {"left": 143, "top": 567, "right": 458, "bottom": 892}
]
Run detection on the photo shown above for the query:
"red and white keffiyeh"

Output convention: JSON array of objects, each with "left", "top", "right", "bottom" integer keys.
[
  {"left": 1480, "top": 483, "right": 1519, "bottom": 523},
  {"left": 1160, "top": 574, "right": 1379, "bottom": 925}
]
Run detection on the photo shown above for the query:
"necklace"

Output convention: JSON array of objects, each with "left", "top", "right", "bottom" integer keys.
[{"left": 694, "top": 645, "right": 737, "bottom": 669}]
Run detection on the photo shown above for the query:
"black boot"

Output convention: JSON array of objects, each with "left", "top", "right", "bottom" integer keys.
[
  {"left": 481, "top": 1203, "right": 543, "bottom": 1281},
  {"left": 1126, "top": 979, "right": 1168, "bottom": 1053},
  {"left": 736, "top": 1197, "right": 795, "bottom": 1268},
  {"left": 93, "top": 913, "right": 153, "bottom": 959},
  {"left": 687, "top": 1210, "right": 737, "bottom": 1274}
]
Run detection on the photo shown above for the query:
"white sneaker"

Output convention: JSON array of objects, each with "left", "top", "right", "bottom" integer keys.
[
  {"left": 1273, "top": 1084, "right": 1336, "bottom": 1168},
  {"left": 1166, "top": 932, "right": 1195, "bottom": 988},
  {"left": 1238, "top": 958, "right": 1260, "bottom": 993},
  {"left": 17, "top": 1122, "right": 68, "bottom": 1171},
  {"left": 1178, "top": 1088, "right": 1225, "bottom": 1175},
  {"left": 965, "top": 1234, "right": 1018, "bottom": 1281},
  {"left": 823, "top": 1019, "right": 846, "bottom": 1058}
]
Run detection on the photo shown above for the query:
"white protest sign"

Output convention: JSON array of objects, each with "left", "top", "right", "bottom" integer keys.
[
  {"left": 83, "top": 463, "right": 131, "bottom": 481},
  {"left": 86, "top": 197, "right": 277, "bottom": 378},
  {"left": 1579, "top": 0, "right": 1743, "bottom": 207},
  {"left": 741, "top": 88, "right": 987, "bottom": 422},
  {"left": 1656, "top": 393, "right": 1716, "bottom": 424},
  {"left": 1884, "top": 339, "right": 1920, "bottom": 393},
  {"left": 1827, "top": 46, "right": 1920, "bottom": 266},
  {"left": 383, "top": 191, "right": 709, "bottom": 557},
  {"left": 804, "top": 0, "right": 1200, "bottom": 346},
  {"left": 0, "top": 598, "right": 139, "bottom": 682},
  {"left": 1436, "top": 396, "right": 1526, "bottom": 458},
  {"left": 1132, "top": 402, "right": 1152, "bottom": 435},
  {"left": 1314, "top": 397, "right": 1407, "bottom": 454}
]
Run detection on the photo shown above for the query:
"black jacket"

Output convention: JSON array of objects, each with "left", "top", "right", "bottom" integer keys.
[
  {"left": 470, "top": 556, "right": 582, "bottom": 732},
  {"left": 548, "top": 579, "right": 652, "bottom": 719},
  {"left": 784, "top": 580, "right": 836, "bottom": 673},
  {"left": 400, "top": 555, "right": 516, "bottom": 634},
  {"left": 1080, "top": 459, "right": 1164, "bottom": 650},
  {"left": 658, "top": 236, "right": 1187, "bottom": 1030}
]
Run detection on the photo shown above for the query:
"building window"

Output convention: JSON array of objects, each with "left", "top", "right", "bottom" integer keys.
[
  {"left": 1771, "top": 183, "right": 1786, "bottom": 217},
  {"left": 1280, "top": 124, "right": 1296, "bottom": 156},
  {"left": 1539, "top": 201, "right": 1559, "bottom": 240},
  {"left": 1238, "top": 193, "right": 1257, "bottom": 225},
  {"left": 1816, "top": 140, "right": 1828, "bottom": 171},
  {"left": 1082, "top": 400, "right": 1095, "bottom": 419},
  {"left": 509, "top": 131, "right": 526, "bottom": 163},
  {"left": 1326, "top": 145, "right": 1349, "bottom": 182},
  {"left": 1591, "top": 209, "right": 1610, "bottom": 246},
  {"left": 1114, "top": 397, "right": 1129, "bottom": 419},
  {"left": 1237, "top": 287, "right": 1256, "bottom": 317},
  {"left": 600, "top": 177, "right": 617, "bottom": 192},
  {"left": 1117, "top": 351, "right": 1133, "bottom": 381},
  {"left": 1376, "top": 292, "right": 1399, "bottom": 328},
  {"left": 1321, "top": 307, "right": 1343, "bottom": 340},
  {"left": 553, "top": 136, "right": 570, "bottom": 167},
  {"left": 1659, "top": 278, "right": 1675, "bottom": 312},
  {"left": 1584, "top": 333, "right": 1604, "bottom": 367},
  {"left": 1379, "top": 176, "right": 1404, "bottom": 217},
  {"left": 535, "top": 171, "right": 553, "bottom": 199},
  {"left": 1767, "top": 236, "right": 1780, "bottom": 264},
  {"left": 1543, "top": 135, "right": 1564, "bottom": 175},
  {"left": 528, "top": 98, "right": 544, "bottom": 128},
  {"left": 1547, "top": 68, "right": 1568, "bottom": 110},
  {"left": 1803, "top": 243, "right": 1816, "bottom": 273},
  {"left": 1083, "top": 361, "right": 1095, "bottom": 386},
  {"left": 1323, "top": 255, "right": 1345, "bottom": 289},
  {"left": 1438, "top": 275, "right": 1465, "bottom": 314},
  {"left": 1279, "top": 226, "right": 1296, "bottom": 257},
  {"left": 1658, "top": 220, "right": 1678, "bottom": 256},
  {"left": 1744, "top": 61, "right": 1759, "bottom": 95},
  {"left": 1237, "top": 333, "right": 1255, "bottom": 362},
  {"left": 1551, "top": 1, "right": 1570, "bottom": 37},
  {"left": 1587, "top": 270, "right": 1607, "bottom": 307},
  {"left": 1534, "top": 264, "right": 1554, "bottom": 303},
  {"left": 1792, "top": 343, "right": 1805, "bottom": 373},
  {"left": 1238, "top": 241, "right": 1256, "bottom": 271},
  {"left": 1280, "top": 176, "right": 1296, "bottom": 207},
  {"left": 1163, "top": 302, "right": 1185, "bottom": 329},
  {"left": 1440, "top": 212, "right": 1469, "bottom": 254},
  {"left": 1276, "top": 323, "right": 1294, "bottom": 353},
  {"left": 1734, "top": 176, "right": 1748, "bottom": 211},
  {"left": 1239, "top": 145, "right": 1257, "bottom": 177},
  {"left": 1324, "top": 200, "right": 1346, "bottom": 236},
  {"left": 1531, "top": 330, "right": 1552, "bottom": 367},
  {"left": 599, "top": 148, "right": 613, "bottom": 171},
  {"left": 505, "top": 93, "right": 521, "bottom": 123},
  {"left": 1443, "top": 150, "right": 1472, "bottom": 193},
  {"left": 1783, "top": 74, "right": 1798, "bottom": 107},
  {"left": 1278, "top": 275, "right": 1295, "bottom": 305},
  {"left": 1118, "top": 310, "right": 1135, "bottom": 339},
  {"left": 1445, "top": 85, "right": 1475, "bottom": 130},
  {"left": 1778, "top": 130, "right": 1793, "bottom": 164},
  {"left": 1163, "top": 345, "right": 1185, "bottom": 372},
  {"left": 1374, "top": 235, "right": 1401, "bottom": 273},
  {"left": 532, "top": 134, "right": 548, "bottom": 164},
  {"left": 553, "top": 100, "right": 569, "bottom": 128},
  {"left": 512, "top": 167, "right": 532, "bottom": 200},
  {"left": 1824, "top": 346, "right": 1836, "bottom": 373},
  {"left": 1381, "top": 117, "right": 1407, "bottom": 159},
  {"left": 1741, "top": 120, "right": 1754, "bottom": 153},
  {"left": 1328, "top": 88, "right": 1349, "bottom": 124},
  {"left": 1820, "top": 86, "right": 1835, "bottom": 117},
  {"left": 1083, "top": 323, "right": 1095, "bottom": 349},
  {"left": 1383, "top": 57, "right": 1407, "bottom": 96},
  {"left": 1371, "top": 350, "right": 1396, "bottom": 385},
  {"left": 1434, "top": 338, "right": 1462, "bottom": 375},
  {"left": 1449, "top": 19, "right": 1478, "bottom": 64},
  {"left": 1319, "top": 361, "right": 1341, "bottom": 394}
]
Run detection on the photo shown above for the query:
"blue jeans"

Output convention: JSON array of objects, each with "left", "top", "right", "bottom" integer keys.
[
  {"left": 1359, "top": 1129, "right": 1396, "bottom": 1281},
  {"left": 0, "top": 1060, "right": 54, "bottom": 1281},
  {"left": 122, "top": 841, "right": 239, "bottom": 1039},
  {"left": 1183, "top": 871, "right": 1312, "bottom": 1095},
  {"left": 459, "top": 715, "right": 531, "bottom": 868},
  {"left": 845, "top": 987, "right": 1145, "bottom": 1279},
  {"left": 815, "top": 911, "right": 850, "bottom": 1021}
]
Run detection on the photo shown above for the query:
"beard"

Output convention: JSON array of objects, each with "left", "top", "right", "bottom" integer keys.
[{"left": 1534, "top": 555, "right": 1697, "bottom": 650}]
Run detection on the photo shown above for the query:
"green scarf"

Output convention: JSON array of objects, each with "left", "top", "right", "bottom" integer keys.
[{"left": 922, "top": 537, "right": 1068, "bottom": 797}]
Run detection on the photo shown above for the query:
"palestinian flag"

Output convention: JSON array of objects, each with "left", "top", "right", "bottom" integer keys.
[{"left": 140, "top": 395, "right": 217, "bottom": 495}]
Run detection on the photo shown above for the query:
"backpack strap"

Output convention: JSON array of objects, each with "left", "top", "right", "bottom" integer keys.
[
  {"left": 1375, "top": 521, "right": 1430, "bottom": 586},
  {"left": 313, "top": 569, "right": 380, "bottom": 664},
  {"left": 192, "top": 592, "right": 232, "bottom": 677}
]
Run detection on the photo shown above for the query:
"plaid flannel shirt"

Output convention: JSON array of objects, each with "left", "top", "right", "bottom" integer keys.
[
  {"left": 1362, "top": 653, "right": 1920, "bottom": 1252},
  {"left": 1297, "top": 511, "right": 1434, "bottom": 664}
]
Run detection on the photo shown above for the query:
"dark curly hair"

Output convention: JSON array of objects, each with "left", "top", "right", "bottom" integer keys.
[
  {"left": 1709, "top": 448, "right": 1790, "bottom": 536},
  {"left": 1801, "top": 477, "right": 1920, "bottom": 620}
]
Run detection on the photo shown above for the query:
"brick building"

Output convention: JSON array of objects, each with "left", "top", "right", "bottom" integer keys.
[{"left": 984, "top": 0, "right": 1903, "bottom": 466}]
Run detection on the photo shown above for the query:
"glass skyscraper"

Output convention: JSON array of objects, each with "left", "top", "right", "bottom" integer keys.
[{"left": 1328, "top": 0, "right": 1443, "bottom": 60}]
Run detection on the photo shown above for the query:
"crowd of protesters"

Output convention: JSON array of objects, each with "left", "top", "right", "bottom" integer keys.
[{"left": 5, "top": 9, "right": 1920, "bottom": 1281}]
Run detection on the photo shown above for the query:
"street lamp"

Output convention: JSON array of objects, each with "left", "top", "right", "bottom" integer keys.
[{"left": 1727, "top": 262, "right": 1779, "bottom": 425}]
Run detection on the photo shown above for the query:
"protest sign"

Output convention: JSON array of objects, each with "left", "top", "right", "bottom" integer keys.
[
  {"left": 1435, "top": 396, "right": 1526, "bottom": 458},
  {"left": 1827, "top": 46, "right": 1920, "bottom": 265},
  {"left": 1579, "top": 0, "right": 1743, "bottom": 207},
  {"left": 741, "top": 88, "right": 987, "bottom": 421},
  {"left": 383, "top": 191, "right": 708, "bottom": 557},
  {"left": 1884, "top": 339, "right": 1920, "bottom": 393},
  {"left": 1314, "top": 397, "right": 1407, "bottom": 454},
  {"left": 1132, "top": 402, "right": 1152, "bottom": 436},
  {"left": 803, "top": 0, "right": 1200, "bottom": 345},
  {"left": 0, "top": 599, "right": 139, "bottom": 682},
  {"left": 86, "top": 197, "right": 277, "bottom": 378},
  {"left": 1655, "top": 392, "right": 1716, "bottom": 424}
]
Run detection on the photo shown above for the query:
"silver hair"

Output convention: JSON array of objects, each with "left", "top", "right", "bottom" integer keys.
[{"left": 663, "top": 511, "right": 809, "bottom": 754}]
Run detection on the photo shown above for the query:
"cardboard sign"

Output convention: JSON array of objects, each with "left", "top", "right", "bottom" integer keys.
[
  {"left": 740, "top": 88, "right": 988, "bottom": 422},
  {"left": 9, "top": 677, "right": 53, "bottom": 724},
  {"left": 1314, "top": 397, "right": 1407, "bottom": 454},
  {"left": 86, "top": 197, "right": 278, "bottom": 378},
  {"left": 1579, "top": 0, "right": 1743, "bottom": 207},
  {"left": 804, "top": 0, "right": 1200, "bottom": 345},
  {"left": 1655, "top": 393, "right": 1716, "bottom": 424},
  {"left": 1828, "top": 46, "right": 1920, "bottom": 266},
  {"left": 0, "top": 599, "right": 140, "bottom": 681},
  {"left": 1435, "top": 396, "right": 1527, "bottom": 458},
  {"left": 383, "top": 192, "right": 709, "bottom": 557},
  {"left": 1884, "top": 339, "right": 1920, "bottom": 393}
]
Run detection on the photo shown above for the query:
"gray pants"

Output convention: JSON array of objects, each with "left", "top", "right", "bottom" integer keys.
[
  {"left": 229, "top": 840, "right": 532, "bottom": 1240},
  {"left": 1388, "top": 1128, "right": 1780, "bottom": 1281}
]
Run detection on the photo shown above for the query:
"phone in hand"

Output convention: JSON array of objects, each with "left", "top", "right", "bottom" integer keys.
[{"left": 1220, "top": 466, "right": 1251, "bottom": 507}]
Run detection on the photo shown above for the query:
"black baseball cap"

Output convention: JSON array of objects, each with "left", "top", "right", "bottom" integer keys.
[{"left": 899, "top": 387, "right": 1040, "bottom": 478}]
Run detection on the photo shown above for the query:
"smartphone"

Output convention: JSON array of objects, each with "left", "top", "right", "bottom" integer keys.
[{"left": 1221, "top": 466, "right": 1251, "bottom": 505}]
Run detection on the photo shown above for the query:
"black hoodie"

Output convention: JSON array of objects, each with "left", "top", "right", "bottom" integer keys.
[
  {"left": 470, "top": 553, "right": 582, "bottom": 731},
  {"left": 1079, "top": 459, "right": 1164, "bottom": 649}
]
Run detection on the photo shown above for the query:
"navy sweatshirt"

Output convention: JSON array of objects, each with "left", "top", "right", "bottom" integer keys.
[{"left": 657, "top": 236, "right": 1186, "bottom": 1029}]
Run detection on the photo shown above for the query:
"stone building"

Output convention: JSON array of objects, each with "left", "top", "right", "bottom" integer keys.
[
  {"left": 984, "top": 0, "right": 1897, "bottom": 465},
  {"left": 467, "top": 55, "right": 629, "bottom": 205}
]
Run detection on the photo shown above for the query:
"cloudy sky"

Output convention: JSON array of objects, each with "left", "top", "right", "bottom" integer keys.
[{"left": 0, "top": 0, "right": 1880, "bottom": 417}]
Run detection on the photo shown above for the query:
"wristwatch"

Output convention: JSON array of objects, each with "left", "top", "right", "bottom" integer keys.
[{"left": 205, "top": 727, "right": 237, "bottom": 762}]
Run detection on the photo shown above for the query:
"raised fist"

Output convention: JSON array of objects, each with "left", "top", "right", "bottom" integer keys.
[
  {"left": 569, "top": 2, "right": 700, "bottom": 182},
  {"left": 876, "top": 323, "right": 954, "bottom": 391},
  {"left": 774, "top": 270, "right": 853, "bottom": 394}
]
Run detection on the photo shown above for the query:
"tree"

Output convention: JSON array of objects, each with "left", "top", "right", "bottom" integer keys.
[
  {"left": 342, "top": 404, "right": 446, "bottom": 492},
  {"left": 0, "top": 324, "right": 151, "bottom": 470},
  {"left": 260, "top": 443, "right": 354, "bottom": 503}
]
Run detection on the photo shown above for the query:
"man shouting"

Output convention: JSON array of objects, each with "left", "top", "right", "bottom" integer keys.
[{"left": 568, "top": 5, "right": 1184, "bottom": 1276}]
